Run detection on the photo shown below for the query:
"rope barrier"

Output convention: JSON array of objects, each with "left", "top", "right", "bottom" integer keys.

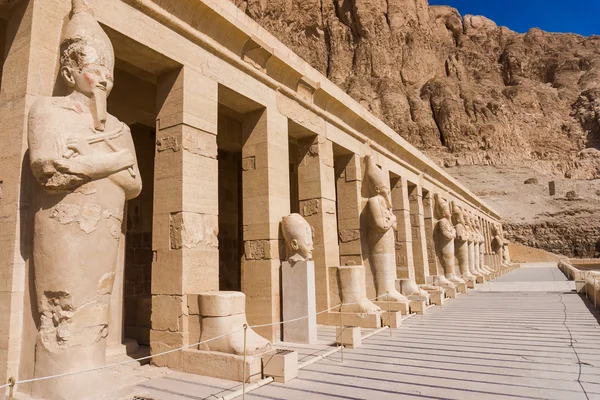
[
  {"left": 2, "top": 294, "right": 388, "bottom": 392},
  {"left": 4, "top": 270, "right": 510, "bottom": 397}
]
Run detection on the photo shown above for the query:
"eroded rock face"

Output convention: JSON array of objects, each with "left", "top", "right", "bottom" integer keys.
[{"left": 230, "top": 0, "right": 600, "bottom": 256}]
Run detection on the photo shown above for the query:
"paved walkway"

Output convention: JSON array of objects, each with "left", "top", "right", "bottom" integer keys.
[{"left": 129, "top": 263, "right": 600, "bottom": 400}]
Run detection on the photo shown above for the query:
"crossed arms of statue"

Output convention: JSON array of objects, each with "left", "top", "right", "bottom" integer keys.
[
  {"left": 455, "top": 224, "right": 466, "bottom": 241},
  {"left": 367, "top": 197, "right": 397, "bottom": 232},
  {"left": 28, "top": 98, "right": 142, "bottom": 199},
  {"left": 436, "top": 219, "right": 456, "bottom": 240}
]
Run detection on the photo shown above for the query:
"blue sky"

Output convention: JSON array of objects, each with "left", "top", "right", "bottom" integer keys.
[{"left": 428, "top": 0, "right": 600, "bottom": 36}]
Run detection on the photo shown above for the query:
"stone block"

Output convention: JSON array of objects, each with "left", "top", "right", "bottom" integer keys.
[
  {"left": 319, "top": 311, "right": 382, "bottom": 329},
  {"left": 429, "top": 292, "right": 445, "bottom": 306},
  {"left": 336, "top": 326, "right": 361, "bottom": 349},
  {"left": 466, "top": 279, "right": 476, "bottom": 289},
  {"left": 262, "top": 349, "right": 298, "bottom": 383},
  {"left": 444, "top": 287, "right": 457, "bottom": 299},
  {"left": 476, "top": 275, "right": 486, "bottom": 284},
  {"left": 455, "top": 283, "right": 467, "bottom": 294},
  {"left": 373, "top": 301, "right": 409, "bottom": 315},
  {"left": 381, "top": 311, "right": 402, "bottom": 328},
  {"left": 282, "top": 261, "right": 318, "bottom": 344},
  {"left": 152, "top": 295, "right": 185, "bottom": 332},
  {"left": 181, "top": 348, "right": 267, "bottom": 382},
  {"left": 410, "top": 300, "right": 427, "bottom": 314},
  {"left": 199, "top": 291, "right": 246, "bottom": 317}
]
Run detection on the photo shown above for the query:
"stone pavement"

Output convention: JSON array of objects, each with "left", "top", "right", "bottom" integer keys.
[{"left": 127, "top": 263, "right": 600, "bottom": 400}]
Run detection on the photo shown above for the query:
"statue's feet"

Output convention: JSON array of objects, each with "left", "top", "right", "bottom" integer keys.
[
  {"left": 379, "top": 289, "right": 410, "bottom": 304},
  {"left": 446, "top": 274, "right": 465, "bottom": 284},
  {"left": 436, "top": 275, "right": 455, "bottom": 288},
  {"left": 228, "top": 325, "right": 272, "bottom": 355},
  {"left": 399, "top": 279, "right": 421, "bottom": 297},
  {"left": 200, "top": 313, "right": 271, "bottom": 356},
  {"left": 342, "top": 298, "right": 381, "bottom": 314}
]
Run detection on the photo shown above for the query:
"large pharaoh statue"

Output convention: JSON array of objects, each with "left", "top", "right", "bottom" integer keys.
[
  {"left": 451, "top": 202, "right": 476, "bottom": 283},
  {"left": 364, "top": 155, "right": 408, "bottom": 303},
  {"left": 464, "top": 212, "right": 484, "bottom": 278},
  {"left": 491, "top": 224, "right": 505, "bottom": 264},
  {"left": 433, "top": 194, "right": 463, "bottom": 285},
  {"left": 28, "top": 1, "right": 142, "bottom": 398},
  {"left": 467, "top": 213, "right": 485, "bottom": 276},
  {"left": 475, "top": 219, "right": 493, "bottom": 274}
]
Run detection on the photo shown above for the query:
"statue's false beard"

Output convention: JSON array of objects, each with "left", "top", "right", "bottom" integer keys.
[{"left": 89, "top": 87, "right": 107, "bottom": 131}]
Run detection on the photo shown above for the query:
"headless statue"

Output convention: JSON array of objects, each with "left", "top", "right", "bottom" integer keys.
[{"left": 28, "top": 1, "right": 142, "bottom": 398}]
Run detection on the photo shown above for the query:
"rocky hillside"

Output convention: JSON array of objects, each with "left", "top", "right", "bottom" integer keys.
[{"left": 231, "top": 0, "right": 600, "bottom": 257}]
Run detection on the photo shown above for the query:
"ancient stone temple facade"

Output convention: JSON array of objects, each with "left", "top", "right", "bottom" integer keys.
[{"left": 0, "top": 0, "right": 507, "bottom": 398}]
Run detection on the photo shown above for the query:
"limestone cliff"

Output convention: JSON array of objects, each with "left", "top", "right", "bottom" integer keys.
[{"left": 231, "top": 0, "right": 600, "bottom": 257}]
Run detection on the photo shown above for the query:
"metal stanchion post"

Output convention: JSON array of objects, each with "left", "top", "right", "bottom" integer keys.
[
  {"left": 594, "top": 276, "right": 598, "bottom": 307},
  {"left": 387, "top": 291, "right": 391, "bottom": 337},
  {"left": 339, "top": 304, "right": 344, "bottom": 363},
  {"left": 8, "top": 377, "right": 15, "bottom": 400},
  {"left": 242, "top": 324, "right": 248, "bottom": 400}
]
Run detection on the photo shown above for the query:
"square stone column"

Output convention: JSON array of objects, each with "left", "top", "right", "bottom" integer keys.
[
  {"left": 151, "top": 67, "right": 219, "bottom": 368},
  {"left": 241, "top": 108, "right": 290, "bottom": 341},
  {"left": 297, "top": 136, "right": 339, "bottom": 315},
  {"left": 335, "top": 154, "right": 362, "bottom": 267},
  {"left": 422, "top": 192, "right": 443, "bottom": 278},
  {"left": 0, "top": 0, "right": 70, "bottom": 383},
  {"left": 390, "top": 176, "right": 415, "bottom": 281},
  {"left": 408, "top": 184, "right": 429, "bottom": 285}
]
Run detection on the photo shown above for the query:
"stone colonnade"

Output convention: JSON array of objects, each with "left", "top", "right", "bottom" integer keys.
[{"left": 0, "top": 0, "right": 508, "bottom": 393}]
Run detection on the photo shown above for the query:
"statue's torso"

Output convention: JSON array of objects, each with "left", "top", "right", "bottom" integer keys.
[
  {"left": 32, "top": 97, "right": 131, "bottom": 211},
  {"left": 368, "top": 196, "right": 395, "bottom": 254}
]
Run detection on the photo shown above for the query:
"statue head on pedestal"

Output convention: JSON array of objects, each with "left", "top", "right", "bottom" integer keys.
[
  {"left": 60, "top": 0, "right": 115, "bottom": 131},
  {"left": 434, "top": 193, "right": 451, "bottom": 220},
  {"left": 364, "top": 155, "right": 391, "bottom": 208},
  {"left": 282, "top": 213, "right": 314, "bottom": 263}
]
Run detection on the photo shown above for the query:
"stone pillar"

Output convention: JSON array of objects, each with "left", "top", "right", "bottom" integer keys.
[
  {"left": 151, "top": 67, "right": 219, "bottom": 368},
  {"left": 107, "top": 212, "right": 126, "bottom": 352},
  {"left": 241, "top": 108, "right": 290, "bottom": 341},
  {"left": 297, "top": 136, "right": 339, "bottom": 316},
  {"left": 390, "top": 176, "right": 415, "bottom": 281},
  {"left": 0, "top": 0, "right": 69, "bottom": 383},
  {"left": 408, "top": 184, "right": 429, "bottom": 285},
  {"left": 335, "top": 154, "right": 362, "bottom": 267},
  {"left": 422, "top": 191, "right": 442, "bottom": 279}
]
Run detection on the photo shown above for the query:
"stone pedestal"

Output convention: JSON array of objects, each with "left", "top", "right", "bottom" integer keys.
[
  {"left": 381, "top": 311, "right": 402, "bottom": 328},
  {"left": 263, "top": 349, "right": 298, "bottom": 383},
  {"left": 476, "top": 275, "right": 486, "bottom": 284},
  {"left": 282, "top": 261, "right": 317, "bottom": 344},
  {"left": 320, "top": 311, "right": 382, "bottom": 328},
  {"left": 373, "top": 301, "right": 410, "bottom": 315},
  {"left": 466, "top": 279, "right": 476, "bottom": 289},
  {"left": 429, "top": 292, "right": 445, "bottom": 306},
  {"left": 182, "top": 348, "right": 275, "bottom": 382},
  {"left": 443, "top": 287, "right": 457, "bottom": 299},
  {"left": 336, "top": 326, "right": 362, "bottom": 348},
  {"left": 409, "top": 299, "right": 427, "bottom": 314},
  {"left": 455, "top": 283, "right": 467, "bottom": 294}
]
